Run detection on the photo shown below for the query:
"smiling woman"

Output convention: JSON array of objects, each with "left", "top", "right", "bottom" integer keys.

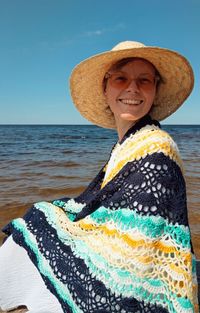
[{"left": 0, "top": 41, "right": 199, "bottom": 313}]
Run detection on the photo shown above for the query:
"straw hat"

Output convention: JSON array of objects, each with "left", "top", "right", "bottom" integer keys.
[{"left": 70, "top": 41, "right": 194, "bottom": 129}]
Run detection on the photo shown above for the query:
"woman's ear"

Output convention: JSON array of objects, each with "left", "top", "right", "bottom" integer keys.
[
  {"left": 102, "top": 75, "right": 108, "bottom": 95},
  {"left": 103, "top": 84, "right": 108, "bottom": 97}
]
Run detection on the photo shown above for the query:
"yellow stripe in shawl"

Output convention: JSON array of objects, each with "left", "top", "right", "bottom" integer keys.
[
  {"left": 78, "top": 220, "right": 191, "bottom": 262},
  {"left": 101, "top": 128, "right": 183, "bottom": 188},
  {"left": 167, "top": 263, "right": 192, "bottom": 283},
  {"left": 170, "top": 263, "right": 191, "bottom": 276}
]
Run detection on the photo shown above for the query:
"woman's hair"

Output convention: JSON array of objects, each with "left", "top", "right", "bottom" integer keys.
[{"left": 103, "top": 57, "right": 162, "bottom": 92}]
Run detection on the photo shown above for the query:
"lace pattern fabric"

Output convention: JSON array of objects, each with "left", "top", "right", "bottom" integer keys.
[{"left": 1, "top": 115, "right": 199, "bottom": 313}]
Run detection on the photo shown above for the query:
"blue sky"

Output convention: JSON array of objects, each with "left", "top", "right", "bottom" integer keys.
[{"left": 0, "top": 0, "right": 199, "bottom": 125}]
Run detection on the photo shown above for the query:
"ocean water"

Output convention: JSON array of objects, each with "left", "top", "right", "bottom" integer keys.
[{"left": 0, "top": 124, "right": 200, "bottom": 257}]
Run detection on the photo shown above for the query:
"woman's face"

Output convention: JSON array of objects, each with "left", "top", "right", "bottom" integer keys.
[{"left": 104, "top": 59, "right": 157, "bottom": 125}]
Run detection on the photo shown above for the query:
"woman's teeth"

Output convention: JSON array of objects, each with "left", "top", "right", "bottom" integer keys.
[{"left": 119, "top": 99, "right": 143, "bottom": 105}]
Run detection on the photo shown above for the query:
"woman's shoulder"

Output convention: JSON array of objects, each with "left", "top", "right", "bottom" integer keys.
[
  {"left": 102, "top": 125, "right": 184, "bottom": 188},
  {"left": 121, "top": 124, "right": 182, "bottom": 168},
  {"left": 131, "top": 123, "right": 177, "bottom": 148}
]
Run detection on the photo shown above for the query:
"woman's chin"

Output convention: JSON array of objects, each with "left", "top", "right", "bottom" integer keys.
[{"left": 119, "top": 113, "right": 138, "bottom": 121}]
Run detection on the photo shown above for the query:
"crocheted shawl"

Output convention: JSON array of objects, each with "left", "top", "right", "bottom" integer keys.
[{"left": 3, "top": 115, "right": 199, "bottom": 313}]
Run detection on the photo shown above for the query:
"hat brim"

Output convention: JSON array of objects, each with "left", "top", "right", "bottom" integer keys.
[{"left": 70, "top": 46, "right": 194, "bottom": 129}]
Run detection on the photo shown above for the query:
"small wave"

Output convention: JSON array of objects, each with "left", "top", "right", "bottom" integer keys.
[
  {"left": 52, "top": 175, "right": 79, "bottom": 180},
  {"left": 62, "top": 161, "right": 82, "bottom": 168},
  {"left": 49, "top": 134, "right": 87, "bottom": 140},
  {"left": 0, "top": 177, "right": 19, "bottom": 183},
  {"left": 65, "top": 136, "right": 87, "bottom": 140},
  {"left": 19, "top": 160, "right": 81, "bottom": 168},
  {"left": 62, "top": 150, "right": 74, "bottom": 154},
  {"left": 36, "top": 186, "right": 85, "bottom": 197}
]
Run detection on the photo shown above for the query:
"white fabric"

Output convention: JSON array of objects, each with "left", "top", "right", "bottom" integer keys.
[
  {"left": 103, "top": 143, "right": 121, "bottom": 181},
  {"left": 0, "top": 236, "right": 63, "bottom": 313}
]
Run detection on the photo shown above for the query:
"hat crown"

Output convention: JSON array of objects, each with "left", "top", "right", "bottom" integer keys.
[{"left": 112, "top": 41, "right": 146, "bottom": 51}]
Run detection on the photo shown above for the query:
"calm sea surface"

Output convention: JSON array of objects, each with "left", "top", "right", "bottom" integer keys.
[{"left": 0, "top": 125, "right": 200, "bottom": 258}]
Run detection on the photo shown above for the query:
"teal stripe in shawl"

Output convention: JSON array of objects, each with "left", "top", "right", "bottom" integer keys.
[
  {"left": 89, "top": 206, "right": 191, "bottom": 249},
  {"left": 11, "top": 218, "right": 83, "bottom": 313}
]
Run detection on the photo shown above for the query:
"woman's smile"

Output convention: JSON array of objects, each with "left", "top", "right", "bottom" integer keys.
[{"left": 118, "top": 98, "right": 143, "bottom": 105}]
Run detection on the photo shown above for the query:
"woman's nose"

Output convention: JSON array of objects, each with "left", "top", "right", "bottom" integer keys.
[{"left": 125, "top": 79, "right": 139, "bottom": 92}]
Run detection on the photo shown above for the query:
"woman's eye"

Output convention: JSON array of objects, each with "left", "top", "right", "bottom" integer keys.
[
  {"left": 139, "top": 77, "right": 154, "bottom": 84},
  {"left": 114, "top": 76, "right": 127, "bottom": 81},
  {"left": 140, "top": 78, "right": 150, "bottom": 83}
]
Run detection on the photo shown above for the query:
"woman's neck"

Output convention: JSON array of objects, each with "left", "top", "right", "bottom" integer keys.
[{"left": 116, "top": 119, "right": 138, "bottom": 142}]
